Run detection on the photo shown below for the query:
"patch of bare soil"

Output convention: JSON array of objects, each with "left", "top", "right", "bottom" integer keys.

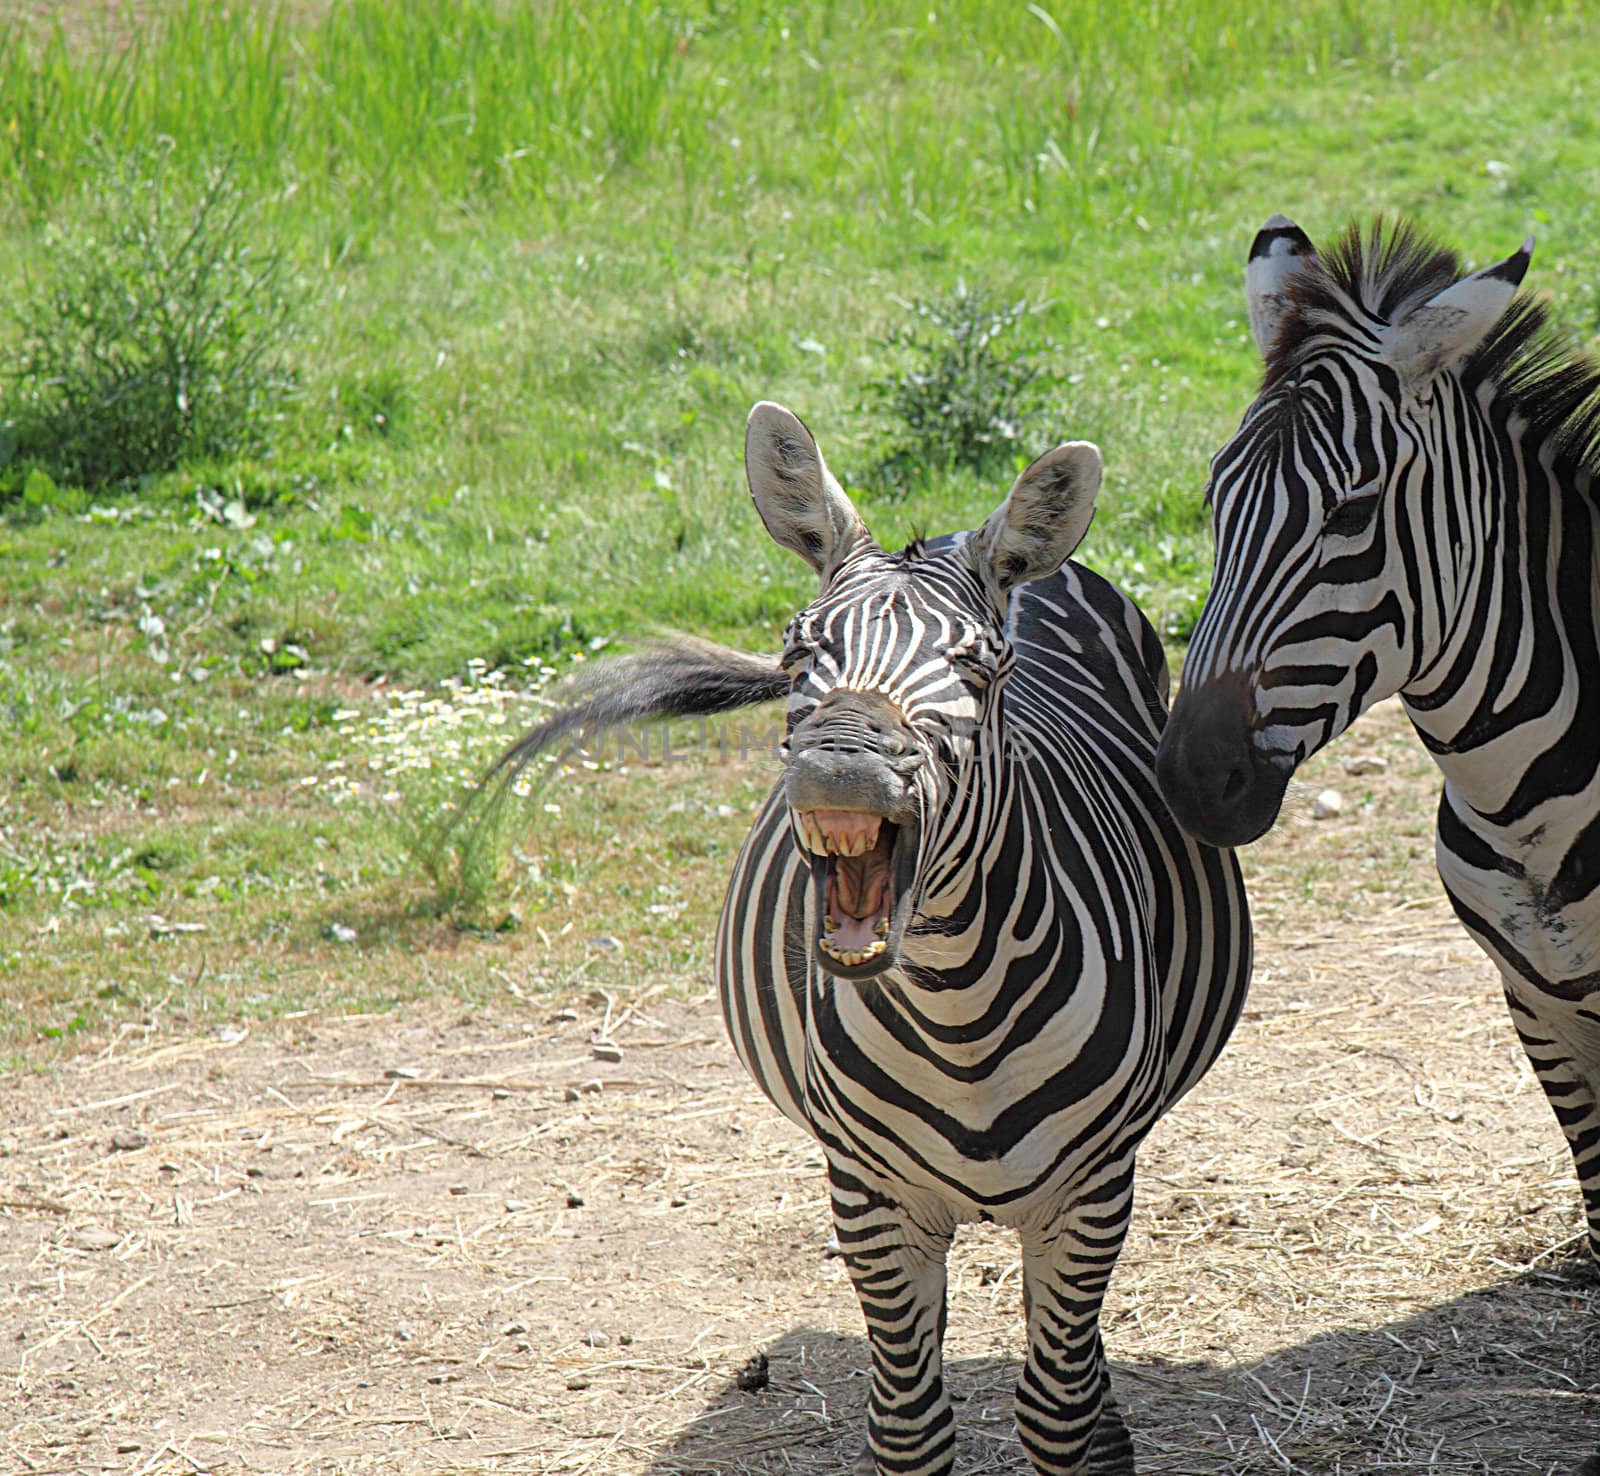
[{"left": 3, "top": 704, "right": 1597, "bottom": 1474}]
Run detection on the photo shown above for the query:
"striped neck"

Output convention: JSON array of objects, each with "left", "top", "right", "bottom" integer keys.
[
  {"left": 888, "top": 711, "right": 1038, "bottom": 1013},
  {"left": 1402, "top": 381, "right": 1600, "bottom": 838}
]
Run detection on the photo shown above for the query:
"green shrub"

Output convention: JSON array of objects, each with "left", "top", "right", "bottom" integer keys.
[
  {"left": 867, "top": 282, "right": 1049, "bottom": 492},
  {"left": 3, "top": 147, "right": 301, "bottom": 493}
]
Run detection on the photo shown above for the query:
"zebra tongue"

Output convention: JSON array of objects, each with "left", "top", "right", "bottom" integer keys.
[
  {"left": 827, "top": 912, "right": 882, "bottom": 953},
  {"left": 827, "top": 857, "right": 892, "bottom": 953}
]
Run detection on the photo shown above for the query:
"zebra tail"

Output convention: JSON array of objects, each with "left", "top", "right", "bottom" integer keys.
[{"left": 488, "top": 637, "right": 787, "bottom": 791}]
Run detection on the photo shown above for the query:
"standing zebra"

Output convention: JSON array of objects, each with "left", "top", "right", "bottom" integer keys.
[
  {"left": 500, "top": 403, "right": 1252, "bottom": 1474},
  {"left": 1155, "top": 215, "right": 1600, "bottom": 1270}
]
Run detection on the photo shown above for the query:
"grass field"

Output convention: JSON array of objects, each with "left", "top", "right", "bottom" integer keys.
[{"left": 3, "top": 0, "right": 1600, "bottom": 1052}]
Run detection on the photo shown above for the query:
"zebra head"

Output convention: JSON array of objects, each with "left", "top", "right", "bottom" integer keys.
[
  {"left": 1156, "top": 215, "right": 1532, "bottom": 847},
  {"left": 745, "top": 402, "right": 1099, "bottom": 980}
]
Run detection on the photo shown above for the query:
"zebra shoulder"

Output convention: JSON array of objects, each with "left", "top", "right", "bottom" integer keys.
[{"left": 1016, "top": 560, "right": 1171, "bottom": 711}]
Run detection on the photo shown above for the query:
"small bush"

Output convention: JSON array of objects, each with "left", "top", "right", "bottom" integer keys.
[
  {"left": 3, "top": 147, "right": 300, "bottom": 492},
  {"left": 867, "top": 282, "right": 1048, "bottom": 492},
  {"left": 301, "top": 662, "right": 578, "bottom": 926},
  {"left": 396, "top": 783, "right": 523, "bottom": 925}
]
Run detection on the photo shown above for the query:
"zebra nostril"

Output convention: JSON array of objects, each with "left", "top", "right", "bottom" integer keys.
[{"left": 1220, "top": 766, "right": 1248, "bottom": 803}]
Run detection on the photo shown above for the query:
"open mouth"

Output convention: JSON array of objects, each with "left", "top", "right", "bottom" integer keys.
[{"left": 792, "top": 809, "right": 901, "bottom": 971}]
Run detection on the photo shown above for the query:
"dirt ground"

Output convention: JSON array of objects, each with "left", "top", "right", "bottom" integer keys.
[{"left": 4, "top": 702, "right": 1598, "bottom": 1475}]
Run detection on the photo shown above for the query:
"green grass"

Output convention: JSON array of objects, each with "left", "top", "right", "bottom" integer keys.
[{"left": 3, "top": 0, "right": 1600, "bottom": 1053}]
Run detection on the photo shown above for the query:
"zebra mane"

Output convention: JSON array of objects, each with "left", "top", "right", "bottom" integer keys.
[
  {"left": 1265, "top": 217, "right": 1600, "bottom": 479},
  {"left": 1464, "top": 295, "right": 1600, "bottom": 479}
]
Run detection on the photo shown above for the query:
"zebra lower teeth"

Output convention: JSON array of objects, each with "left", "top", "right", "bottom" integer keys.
[{"left": 820, "top": 938, "right": 887, "bottom": 966}]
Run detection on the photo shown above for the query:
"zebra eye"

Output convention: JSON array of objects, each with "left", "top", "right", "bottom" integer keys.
[
  {"left": 948, "top": 632, "right": 1007, "bottom": 687},
  {"left": 1323, "top": 487, "right": 1381, "bottom": 539},
  {"left": 948, "top": 632, "right": 985, "bottom": 663},
  {"left": 779, "top": 615, "right": 820, "bottom": 676}
]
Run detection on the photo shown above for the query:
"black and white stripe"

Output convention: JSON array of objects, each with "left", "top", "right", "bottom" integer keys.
[
  {"left": 1157, "top": 215, "right": 1600, "bottom": 1270},
  {"left": 504, "top": 404, "right": 1251, "bottom": 1474}
]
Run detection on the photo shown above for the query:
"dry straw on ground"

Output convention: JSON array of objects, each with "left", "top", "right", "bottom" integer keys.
[{"left": 3, "top": 702, "right": 1596, "bottom": 1473}]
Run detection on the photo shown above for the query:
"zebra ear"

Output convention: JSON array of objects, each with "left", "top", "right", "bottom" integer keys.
[
  {"left": 1246, "top": 214, "right": 1319, "bottom": 358},
  {"left": 745, "top": 401, "right": 869, "bottom": 582},
  {"left": 975, "top": 441, "right": 1101, "bottom": 601},
  {"left": 1382, "top": 238, "right": 1533, "bottom": 385}
]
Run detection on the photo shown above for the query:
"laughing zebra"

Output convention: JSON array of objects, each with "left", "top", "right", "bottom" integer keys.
[
  {"left": 1155, "top": 215, "right": 1600, "bottom": 1271},
  {"left": 499, "top": 403, "right": 1251, "bottom": 1474}
]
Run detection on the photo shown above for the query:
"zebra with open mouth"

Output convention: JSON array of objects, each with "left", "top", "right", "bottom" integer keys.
[{"left": 496, "top": 402, "right": 1251, "bottom": 1474}]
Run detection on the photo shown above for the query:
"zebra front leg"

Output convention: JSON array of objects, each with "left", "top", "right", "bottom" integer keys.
[
  {"left": 1503, "top": 982, "right": 1600, "bottom": 1267},
  {"left": 828, "top": 1161, "right": 958, "bottom": 1476},
  {"left": 1016, "top": 1172, "right": 1137, "bottom": 1475}
]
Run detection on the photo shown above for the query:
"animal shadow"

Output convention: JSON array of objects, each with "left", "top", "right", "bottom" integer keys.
[{"left": 647, "top": 1255, "right": 1598, "bottom": 1474}]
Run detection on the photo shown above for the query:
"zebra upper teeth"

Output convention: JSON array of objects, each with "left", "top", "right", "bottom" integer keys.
[{"left": 794, "top": 809, "right": 884, "bottom": 857}]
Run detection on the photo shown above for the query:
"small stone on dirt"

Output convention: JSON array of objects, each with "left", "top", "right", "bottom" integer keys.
[
  {"left": 563, "top": 1086, "right": 582, "bottom": 1102},
  {"left": 592, "top": 1042, "right": 623, "bottom": 1063},
  {"left": 736, "top": 1352, "right": 770, "bottom": 1392},
  {"left": 395, "top": 1320, "right": 416, "bottom": 1342},
  {"left": 110, "top": 1128, "right": 148, "bottom": 1152},
  {"left": 587, "top": 935, "right": 624, "bottom": 954},
  {"left": 566, "top": 1191, "right": 585, "bottom": 1209},
  {"left": 73, "top": 1226, "right": 121, "bottom": 1252},
  {"left": 1312, "top": 789, "right": 1344, "bottom": 820},
  {"left": 505, "top": 1198, "right": 531, "bottom": 1213},
  {"left": 1342, "top": 754, "right": 1388, "bottom": 776},
  {"left": 448, "top": 1185, "right": 468, "bottom": 1196},
  {"left": 579, "top": 1079, "right": 604, "bottom": 1095},
  {"left": 566, "top": 1377, "right": 591, "bottom": 1390},
  {"left": 584, "top": 1329, "right": 610, "bottom": 1348},
  {"left": 503, "top": 1321, "right": 527, "bottom": 1337},
  {"left": 383, "top": 1067, "right": 420, "bottom": 1080}
]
